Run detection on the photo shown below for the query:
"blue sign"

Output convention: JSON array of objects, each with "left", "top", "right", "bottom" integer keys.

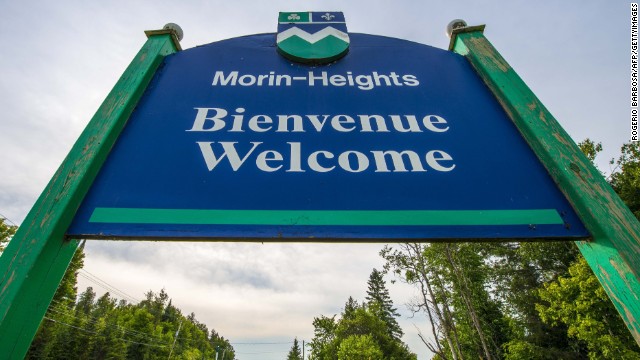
[{"left": 67, "top": 33, "right": 589, "bottom": 240}]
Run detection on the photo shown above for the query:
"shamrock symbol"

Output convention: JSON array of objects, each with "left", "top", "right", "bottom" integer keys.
[
  {"left": 288, "top": 13, "right": 300, "bottom": 21},
  {"left": 321, "top": 13, "right": 335, "bottom": 20}
]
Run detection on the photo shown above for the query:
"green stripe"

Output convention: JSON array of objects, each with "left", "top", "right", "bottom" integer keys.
[
  {"left": 89, "top": 208, "right": 563, "bottom": 226},
  {"left": 278, "top": 12, "right": 310, "bottom": 23}
]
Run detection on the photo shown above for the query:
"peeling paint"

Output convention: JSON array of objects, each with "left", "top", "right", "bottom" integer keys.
[
  {"left": 454, "top": 29, "right": 640, "bottom": 345},
  {"left": 610, "top": 259, "right": 640, "bottom": 300}
]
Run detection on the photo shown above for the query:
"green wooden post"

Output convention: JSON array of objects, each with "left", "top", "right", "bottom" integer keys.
[
  {"left": 0, "top": 28, "right": 181, "bottom": 359},
  {"left": 449, "top": 24, "right": 640, "bottom": 343}
]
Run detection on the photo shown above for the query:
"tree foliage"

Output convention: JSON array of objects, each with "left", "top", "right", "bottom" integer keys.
[
  {"left": 0, "top": 217, "right": 17, "bottom": 254},
  {"left": 25, "top": 286, "right": 235, "bottom": 359},
  {"left": 537, "top": 257, "right": 640, "bottom": 359},
  {"left": 287, "top": 338, "right": 303, "bottom": 360},
  {"left": 366, "top": 268, "right": 403, "bottom": 340},
  {"left": 308, "top": 272, "right": 416, "bottom": 360},
  {"left": 609, "top": 142, "right": 640, "bottom": 218},
  {"left": 337, "top": 334, "right": 383, "bottom": 360}
]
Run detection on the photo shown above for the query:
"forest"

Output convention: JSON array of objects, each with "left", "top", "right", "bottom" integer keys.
[{"left": 1, "top": 140, "right": 640, "bottom": 359}]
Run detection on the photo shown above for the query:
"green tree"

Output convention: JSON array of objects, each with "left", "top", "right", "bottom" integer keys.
[
  {"left": 578, "top": 138, "right": 602, "bottom": 164},
  {"left": 537, "top": 257, "right": 640, "bottom": 359},
  {"left": 27, "top": 285, "right": 236, "bottom": 359},
  {"left": 365, "top": 268, "right": 403, "bottom": 340},
  {"left": 609, "top": 141, "right": 640, "bottom": 218},
  {"left": 210, "top": 331, "right": 235, "bottom": 360},
  {"left": 287, "top": 338, "right": 303, "bottom": 360},
  {"left": 309, "top": 315, "right": 337, "bottom": 360},
  {"left": 487, "top": 241, "right": 585, "bottom": 360},
  {"left": 336, "top": 305, "right": 415, "bottom": 359},
  {"left": 337, "top": 334, "right": 383, "bottom": 360},
  {"left": 309, "top": 296, "right": 416, "bottom": 360},
  {"left": 27, "top": 242, "right": 86, "bottom": 359},
  {"left": 382, "top": 242, "right": 511, "bottom": 360},
  {"left": 0, "top": 217, "right": 17, "bottom": 254}
]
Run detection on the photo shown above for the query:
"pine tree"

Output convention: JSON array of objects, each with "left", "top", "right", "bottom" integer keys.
[
  {"left": 287, "top": 338, "right": 303, "bottom": 360},
  {"left": 343, "top": 296, "right": 359, "bottom": 320},
  {"left": 365, "top": 268, "right": 403, "bottom": 339}
]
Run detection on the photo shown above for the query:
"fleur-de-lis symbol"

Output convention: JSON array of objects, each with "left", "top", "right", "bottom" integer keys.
[
  {"left": 321, "top": 13, "right": 335, "bottom": 20},
  {"left": 288, "top": 13, "right": 300, "bottom": 21}
]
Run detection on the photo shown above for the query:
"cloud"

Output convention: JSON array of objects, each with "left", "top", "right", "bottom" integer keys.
[{"left": 80, "top": 242, "right": 387, "bottom": 335}]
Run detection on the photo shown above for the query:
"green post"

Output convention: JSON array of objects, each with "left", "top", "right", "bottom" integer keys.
[
  {"left": 0, "top": 27, "right": 181, "bottom": 358},
  {"left": 449, "top": 23, "right": 640, "bottom": 343}
]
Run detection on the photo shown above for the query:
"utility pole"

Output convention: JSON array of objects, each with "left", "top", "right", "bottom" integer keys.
[
  {"left": 303, "top": 340, "right": 305, "bottom": 359},
  {"left": 168, "top": 320, "right": 182, "bottom": 359}
]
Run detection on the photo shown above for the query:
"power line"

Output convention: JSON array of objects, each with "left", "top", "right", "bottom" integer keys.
[
  {"left": 235, "top": 350, "right": 289, "bottom": 354},
  {"left": 49, "top": 294, "right": 214, "bottom": 346},
  {"left": 43, "top": 316, "right": 168, "bottom": 348},
  {"left": 48, "top": 297, "right": 167, "bottom": 342},
  {"left": 46, "top": 302, "right": 171, "bottom": 345},
  {"left": 79, "top": 269, "right": 141, "bottom": 302},
  {"left": 77, "top": 273, "right": 139, "bottom": 304},
  {"left": 231, "top": 341, "right": 294, "bottom": 345},
  {"left": 0, "top": 212, "right": 18, "bottom": 227},
  {"left": 78, "top": 269, "right": 141, "bottom": 303}
]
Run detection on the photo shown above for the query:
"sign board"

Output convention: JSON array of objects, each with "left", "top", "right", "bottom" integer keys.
[
  {"left": 67, "top": 31, "right": 589, "bottom": 240},
  {"left": 10, "top": 19, "right": 640, "bottom": 360}
]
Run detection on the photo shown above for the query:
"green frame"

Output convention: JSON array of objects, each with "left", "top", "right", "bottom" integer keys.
[
  {"left": 450, "top": 25, "right": 640, "bottom": 344},
  {"left": 0, "top": 29, "right": 180, "bottom": 359}
]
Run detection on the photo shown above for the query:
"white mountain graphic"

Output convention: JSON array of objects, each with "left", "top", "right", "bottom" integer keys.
[{"left": 277, "top": 26, "right": 349, "bottom": 44}]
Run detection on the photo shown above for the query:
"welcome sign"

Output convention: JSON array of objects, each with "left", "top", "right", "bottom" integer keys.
[{"left": 67, "top": 17, "right": 588, "bottom": 240}]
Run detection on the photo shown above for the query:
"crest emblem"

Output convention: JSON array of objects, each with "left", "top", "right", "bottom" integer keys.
[{"left": 277, "top": 11, "right": 350, "bottom": 64}]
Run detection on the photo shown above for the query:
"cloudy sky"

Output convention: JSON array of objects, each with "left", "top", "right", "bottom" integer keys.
[{"left": 0, "top": 1, "right": 630, "bottom": 359}]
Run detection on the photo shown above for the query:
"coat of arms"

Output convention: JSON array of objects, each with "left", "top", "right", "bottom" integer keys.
[{"left": 277, "top": 11, "right": 350, "bottom": 64}]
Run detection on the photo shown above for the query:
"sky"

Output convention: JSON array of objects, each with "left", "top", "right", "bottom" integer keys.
[{"left": 0, "top": 1, "right": 631, "bottom": 359}]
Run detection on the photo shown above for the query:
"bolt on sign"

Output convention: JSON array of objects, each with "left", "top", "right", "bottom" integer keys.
[{"left": 66, "top": 12, "right": 589, "bottom": 241}]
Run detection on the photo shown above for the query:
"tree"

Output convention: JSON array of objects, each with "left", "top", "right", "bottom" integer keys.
[
  {"left": 609, "top": 141, "right": 640, "bottom": 218},
  {"left": 308, "top": 315, "right": 337, "bottom": 360},
  {"left": 27, "top": 241, "right": 86, "bottom": 359},
  {"left": 365, "top": 268, "right": 403, "bottom": 339},
  {"left": 55, "top": 241, "right": 86, "bottom": 306},
  {"left": 337, "top": 334, "right": 383, "bottom": 360},
  {"left": 537, "top": 257, "right": 640, "bottom": 359},
  {"left": 380, "top": 243, "right": 458, "bottom": 359},
  {"left": 287, "top": 338, "right": 303, "bottom": 360},
  {"left": 0, "top": 217, "right": 17, "bottom": 254},
  {"left": 487, "top": 241, "right": 584, "bottom": 360},
  {"left": 382, "top": 242, "right": 512, "bottom": 360},
  {"left": 27, "top": 285, "right": 236, "bottom": 359},
  {"left": 309, "top": 295, "right": 416, "bottom": 359}
]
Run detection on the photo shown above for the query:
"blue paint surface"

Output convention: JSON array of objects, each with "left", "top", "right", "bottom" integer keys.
[{"left": 67, "top": 33, "right": 589, "bottom": 240}]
